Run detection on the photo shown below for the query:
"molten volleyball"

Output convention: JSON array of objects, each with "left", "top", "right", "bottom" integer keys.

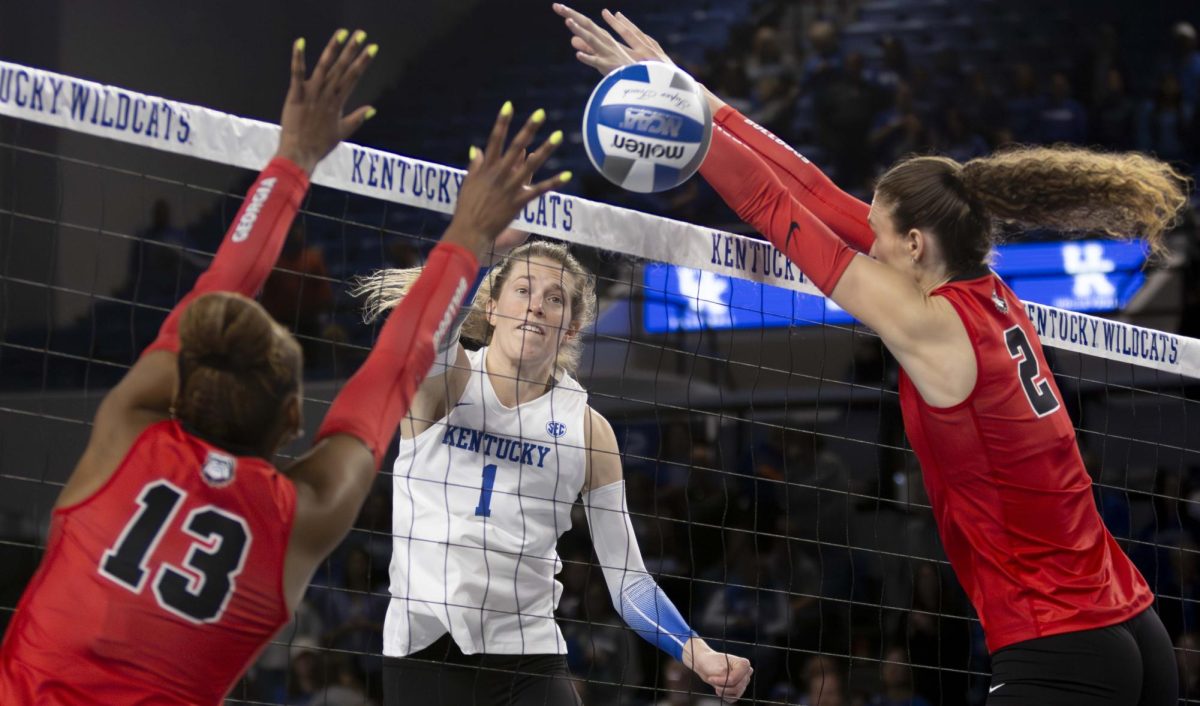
[{"left": 582, "top": 61, "right": 712, "bottom": 193}]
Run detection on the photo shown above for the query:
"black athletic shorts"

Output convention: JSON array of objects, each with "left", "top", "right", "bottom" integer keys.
[
  {"left": 382, "top": 634, "right": 582, "bottom": 706},
  {"left": 987, "top": 607, "right": 1177, "bottom": 706}
]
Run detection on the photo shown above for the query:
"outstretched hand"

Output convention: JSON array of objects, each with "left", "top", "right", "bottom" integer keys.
[
  {"left": 553, "top": 3, "right": 675, "bottom": 74},
  {"left": 443, "top": 103, "right": 567, "bottom": 261},
  {"left": 277, "top": 29, "right": 378, "bottom": 175},
  {"left": 684, "top": 639, "right": 753, "bottom": 703}
]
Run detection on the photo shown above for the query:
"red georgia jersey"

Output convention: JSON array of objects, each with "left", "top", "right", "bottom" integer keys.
[
  {"left": 0, "top": 420, "right": 296, "bottom": 705},
  {"left": 899, "top": 272, "right": 1152, "bottom": 653}
]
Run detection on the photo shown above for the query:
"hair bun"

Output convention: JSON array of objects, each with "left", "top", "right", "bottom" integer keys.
[{"left": 179, "top": 292, "right": 275, "bottom": 375}]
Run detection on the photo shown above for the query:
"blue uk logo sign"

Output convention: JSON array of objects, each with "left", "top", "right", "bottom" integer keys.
[{"left": 546, "top": 421, "right": 567, "bottom": 438}]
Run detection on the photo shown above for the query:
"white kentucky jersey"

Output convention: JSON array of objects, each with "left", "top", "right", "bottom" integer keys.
[{"left": 383, "top": 346, "right": 589, "bottom": 656}]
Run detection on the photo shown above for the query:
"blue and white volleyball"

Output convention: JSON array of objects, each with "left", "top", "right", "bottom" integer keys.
[{"left": 583, "top": 61, "right": 712, "bottom": 193}]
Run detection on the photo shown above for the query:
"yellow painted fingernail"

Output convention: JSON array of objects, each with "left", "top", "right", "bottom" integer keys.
[
  {"left": 549, "top": 130, "right": 563, "bottom": 145},
  {"left": 365, "top": 107, "right": 377, "bottom": 121},
  {"left": 353, "top": 30, "right": 367, "bottom": 44},
  {"left": 469, "top": 146, "right": 479, "bottom": 161},
  {"left": 500, "top": 101, "right": 514, "bottom": 117},
  {"left": 532, "top": 108, "right": 546, "bottom": 123},
  {"left": 335, "top": 29, "right": 349, "bottom": 43},
  {"left": 294, "top": 37, "right": 306, "bottom": 52},
  {"left": 366, "top": 43, "right": 379, "bottom": 58},
  {"left": 559, "top": 171, "right": 573, "bottom": 183}
]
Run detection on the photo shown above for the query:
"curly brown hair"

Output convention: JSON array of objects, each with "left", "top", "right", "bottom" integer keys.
[
  {"left": 874, "top": 146, "right": 1189, "bottom": 274},
  {"left": 176, "top": 292, "right": 302, "bottom": 454}
]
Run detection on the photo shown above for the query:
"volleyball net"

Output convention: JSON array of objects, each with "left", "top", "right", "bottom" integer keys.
[{"left": 1, "top": 61, "right": 1198, "bottom": 705}]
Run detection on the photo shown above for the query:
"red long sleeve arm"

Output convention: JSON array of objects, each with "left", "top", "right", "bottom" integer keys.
[
  {"left": 712, "top": 105, "right": 876, "bottom": 253},
  {"left": 700, "top": 125, "right": 858, "bottom": 296},
  {"left": 143, "top": 157, "right": 310, "bottom": 355},
  {"left": 315, "top": 242, "right": 479, "bottom": 468}
]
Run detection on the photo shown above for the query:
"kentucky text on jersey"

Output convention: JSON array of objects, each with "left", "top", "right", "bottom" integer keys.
[
  {"left": 348, "top": 146, "right": 575, "bottom": 231},
  {"left": 0, "top": 65, "right": 191, "bottom": 144},
  {"left": 440, "top": 424, "right": 552, "bottom": 468}
]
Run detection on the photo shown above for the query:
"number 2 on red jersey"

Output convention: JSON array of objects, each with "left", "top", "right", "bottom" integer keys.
[{"left": 1004, "top": 325, "right": 1061, "bottom": 418}]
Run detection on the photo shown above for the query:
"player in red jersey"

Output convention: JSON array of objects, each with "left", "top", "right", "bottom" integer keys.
[
  {"left": 556, "top": 6, "right": 1184, "bottom": 705},
  {"left": 0, "top": 29, "right": 567, "bottom": 705}
]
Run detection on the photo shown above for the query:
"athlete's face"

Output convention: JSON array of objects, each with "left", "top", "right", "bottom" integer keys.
[{"left": 487, "top": 256, "right": 577, "bottom": 368}]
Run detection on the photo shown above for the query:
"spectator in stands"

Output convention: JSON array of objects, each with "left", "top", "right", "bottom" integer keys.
[
  {"left": 1131, "top": 468, "right": 1199, "bottom": 639},
  {"left": 123, "top": 198, "right": 201, "bottom": 304},
  {"left": 901, "top": 562, "right": 969, "bottom": 705},
  {"left": 748, "top": 74, "right": 799, "bottom": 138},
  {"left": 1170, "top": 22, "right": 1200, "bottom": 112},
  {"left": 570, "top": 582, "right": 644, "bottom": 705},
  {"left": 814, "top": 51, "right": 880, "bottom": 191},
  {"left": 800, "top": 20, "right": 843, "bottom": 91},
  {"left": 284, "top": 638, "right": 324, "bottom": 706},
  {"left": 305, "top": 655, "right": 377, "bottom": 706},
  {"left": 960, "top": 69, "right": 1006, "bottom": 146},
  {"left": 865, "top": 36, "right": 909, "bottom": 95},
  {"left": 1036, "top": 72, "right": 1088, "bottom": 144},
  {"left": 259, "top": 220, "right": 336, "bottom": 365},
  {"left": 869, "top": 82, "right": 927, "bottom": 170},
  {"left": 1077, "top": 24, "right": 1123, "bottom": 109},
  {"left": 653, "top": 660, "right": 722, "bottom": 706},
  {"left": 935, "top": 107, "right": 988, "bottom": 163},
  {"left": 1092, "top": 68, "right": 1136, "bottom": 150},
  {"left": 254, "top": 599, "right": 326, "bottom": 704},
  {"left": 1005, "top": 63, "right": 1041, "bottom": 143},
  {"left": 1178, "top": 632, "right": 1200, "bottom": 702},
  {"left": 799, "top": 654, "right": 848, "bottom": 706},
  {"left": 1137, "top": 74, "right": 1193, "bottom": 164},
  {"left": 709, "top": 58, "right": 754, "bottom": 115},
  {"left": 745, "top": 25, "right": 796, "bottom": 84},
  {"left": 312, "top": 547, "right": 388, "bottom": 679},
  {"left": 870, "top": 646, "right": 931, "bottom": 706}
]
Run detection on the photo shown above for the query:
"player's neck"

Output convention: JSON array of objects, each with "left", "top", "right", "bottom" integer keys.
[{"left": 485, "top": 347, "right": 555, "bottom": 408}]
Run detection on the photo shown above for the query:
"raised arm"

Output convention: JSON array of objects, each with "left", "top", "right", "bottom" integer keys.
[
  {"left": 697, "top": 116, "right": 958, "bottom": 370},
  {"left": 583, "top": 408, "right": 752, "bottom": 703},
  {"left": 554, "top": 3, "right": 875, "bottom": 251},
  {"left": 59, "top": 30, "right": 377, "bottom": 509},
  {"left": 284, "top": 104, "right": 568, "bottom": 580}
]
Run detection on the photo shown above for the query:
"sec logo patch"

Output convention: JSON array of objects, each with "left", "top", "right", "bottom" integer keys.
[{"left": 546, "top": 421, "right": 567, "bottom": 438}]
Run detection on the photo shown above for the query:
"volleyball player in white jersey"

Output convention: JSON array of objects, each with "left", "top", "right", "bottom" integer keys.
[{"left": 359, "top": 208, "right": 752, "bottom": 703}]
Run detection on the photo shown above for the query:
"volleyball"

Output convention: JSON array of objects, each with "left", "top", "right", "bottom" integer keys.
[{"left": 582, "top": 61, "right": 712, "bottom": 193}]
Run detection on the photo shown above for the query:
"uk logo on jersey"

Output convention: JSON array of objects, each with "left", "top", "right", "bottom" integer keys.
[
  {"left": 546, "top": 421, "right": 567, "bottom": 438},
  {"left": 201, "top": 451, "right": 236, "bottom": 487}
]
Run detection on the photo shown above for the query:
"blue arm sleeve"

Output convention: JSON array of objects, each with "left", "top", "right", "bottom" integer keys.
[
  {"left": 618, "top": 574, "right": 697, "bottom": 661},
  {"left": 584, "top": 480, "right": 697, "bottom": 662}
]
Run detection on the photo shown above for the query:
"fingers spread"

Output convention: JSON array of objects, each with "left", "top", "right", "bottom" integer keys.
[
  {"left": 325, "top": 29, "right": 368, "bottom": 92},
  {"left": 311, "top": 30, "right": 345, "bottom": 84},
  {"left": 500, "top": 109, "right": 546, "bottom": 177},
  {"left": 517, "top": 129, "right": 561, "bottom": 186},
  {"left": 484, "top": 101, "right": 515, "bottom": 166},
  {"left": 336, "top": 41, "right": 377, "bottom": 98}
]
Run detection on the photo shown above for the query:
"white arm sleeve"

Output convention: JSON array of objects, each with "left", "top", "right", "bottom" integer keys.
[
  {"left": 583, "top": 479, "right": 651, "bottom": 605},
  {"left": 584, "top": 480, "right": 695, "bottom": 660}
]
